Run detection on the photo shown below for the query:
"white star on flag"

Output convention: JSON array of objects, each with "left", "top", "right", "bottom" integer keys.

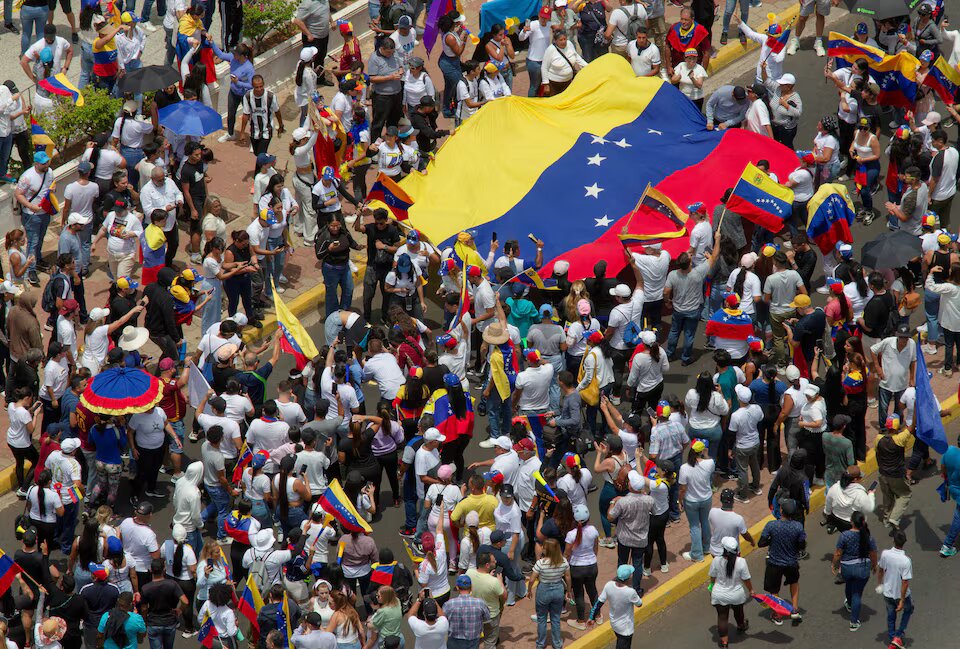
[
  {"left": 595, "top": 215, "right": 612, "bottom": 227},
  {"left": 614, "top": 138, "right": 631, "bottom": 148},
  {"left": 587, "top": 154, "right": 606, "bottom": 166},
  {"left": 647, "top": 129, "right": 663, "bottom": 135},
  {"left": 584, "top": 183, "right": 604, "bottom": 198},
  {"left": 591, "top": 135, "right": 608, "bottom": 145}
]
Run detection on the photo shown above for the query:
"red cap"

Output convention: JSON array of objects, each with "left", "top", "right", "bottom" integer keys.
[
  {"left": 513, "top": 438, "right": 536, "bottom": 452},
  {"left": 587, "top": 330, "right": 604, "bottom": 344},
  {"left": 466, "top": 265, "right": 482, "bottom": 278},
  {"left": 724, "top": 294, "right": 740, "bottom": 308},
  {"left": 525, "top": 349, "right": 541, "bottom": 363},
  {"left": 539, "top": 6, "right": 551, "bottom": 18}
]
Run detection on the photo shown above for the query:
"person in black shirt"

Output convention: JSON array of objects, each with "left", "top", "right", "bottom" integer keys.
[
  {"left": 316, "top": 218, "right": 363, "bottom": 318},
  {"left": 14, "top": 531, "right": 54, "bottom": 632},
  {"left": 236, "top": 337, "right": 281, "bottom": 410},
  {"left": 100, "top": 171, "right": 137, "bottom": 224},
  {"left": 180, "top": 142, "right": 209, "bottom": 245},
  {"left": 421, "top": 349, "right": 451, "bottom": 395},
  {"left": 859, "top": 273, "right": 896, "bottom": 343},
  {"left": 143, "top": 268, "right": 180, "bottom": 362},
  {"left": 409, "top": 95, "right": 449, "bottom": 157},
  {"left": 582, "top": 260, "right": 617, "bottom": 321},
  {"left": 784, "top": 295, "right": 826, "bottom": 369},
  {"left": 789, "top": 235, "right": 818, "bottom": 293},
  {"left": 140, "top": 558, "right": 188, "bottom": 644},
  {"left": 354, "top": 208, "right": 402, "bottom": 323},
  {"left": 47, "top": 574, "right": 88, "bottom": 649},
  {"left": 107, "top": 277, "right": 140, "bottom": 345}
]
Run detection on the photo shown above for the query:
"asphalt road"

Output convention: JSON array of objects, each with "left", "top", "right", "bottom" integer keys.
[
  {"left": 632, "top": 474, "right": 959, "bottom": 649},
  {"left": 1, "top": 7, "right": 958, "bottom": 649}
]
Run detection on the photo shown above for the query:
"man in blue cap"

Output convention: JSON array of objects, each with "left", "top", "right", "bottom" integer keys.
[
  {"left": 444, "top": 574, "right": 491, "bottom": 649},
  {"left": 14, "top": 150, "right": 53, "bottom": 285},
  {"left": 590, "top": 564, "right": 643, "bottom": 646}
]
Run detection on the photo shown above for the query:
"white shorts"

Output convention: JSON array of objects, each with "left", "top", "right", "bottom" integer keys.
[{"left": 799, "top": 0, "right": 831, "bottom": 16}]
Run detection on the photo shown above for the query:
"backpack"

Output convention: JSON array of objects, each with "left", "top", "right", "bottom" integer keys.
[
  {"left": 612, "top": 457, "right": 632, "bottom": 492},
  {"left": 617, "top": 5, "right": 645, "bottom": 40},
  {"left": 623, "top": 320, "right": 643, "bottom": 347},
  {"left": 249, "top": 549, "right": 275, "bottom": 591},
  {"left": 41, "top": 273, "right": 68, "bottom": 315}
]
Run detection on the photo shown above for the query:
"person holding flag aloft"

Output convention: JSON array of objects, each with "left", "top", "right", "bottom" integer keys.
[
  {"left": 737, "top": 16, "right": 787, "bottom": 84},
  {"left": 705, "top": 294, "right": 755, "bottom": 365}
]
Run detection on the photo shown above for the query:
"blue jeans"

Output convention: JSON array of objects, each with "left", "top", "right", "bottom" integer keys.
[
  {"left": 841, "top": 561, "right": 870, "bottom": 624},
  {"left": 599, "top": 482, "right": 619, "bottom": 537},
  {"left": 266, "top": 236, "right": 286, "bottom": 288},
  {"left": 203, "top": 484, "right": 232, "bottom": 540},
  {"left": 944, "top": 502, "right": 960, "bottom": 547},
  {"left": 616, "top": 543, "right": 645, "bottom": 591},
  {"left": 438, "top": 55, "right": 461, "bottom": 116},
  {"left": 884, "top": 595, "right": 914, "bottom": 642},
  {"left": 402, "top": 475, "right": 418, "bottom": 529},
  {"left": 527, "top": 60, "right": 542, "bottom": 97},
  {"left": 250, "top": 498, "right": 271, "bottom": 529},
  {"left": 535, "top": 582, "right": 564, "bottom": 649},
  {"left": 277, "top": 503, "right": 307, "bottom": 539},
  {"left": 20, "top": 5, "right": 47, "bottom": 54},
  {"left": 367, "top": 0, "right": 380, "bottom": 20},
  {"left": 22, "top": 211, "right": 50, "bottom": 273},
  {"left": 56, "top": 502, "right": 79, "bottom": 554},
  {"left": 545, "top": 354, "right": 563, "bottom": 412},
  {"left": 722, "top": 0, "right": 748, "bottom": 33},
  {"left": 690, "top": 425, "right": 723, "bottom": 460},
  {"left": 877, "top": 387, "right": 904, "bottom": 431},
  {"left": 446, "top": 639, "right": 475, "bottom": 649},
  {"left": 0, "top": 134, "right": 13, "bottom": 177},
  {"left": 120, "top": 146, "right": 145, "bottom": 188},
  {"left": 201, "top": 277, "right": 223, "bottom": 335},
  {"left": 684, "top": 496, "right": 712, "bottom": 561},
  {"left": 147, "top": 625, "right": 177, "bottom": 649},
  {"left": 187, "top": 528, "right": 203, "bottom": 556},
  {"left": 857, "top": 160, "right": 881, "bottom": 212},
  {"left": 486, "top": 387, "right": 512, "bottom": 440},
  {"left": 666, "top": 308, "right": 700, "bottom": 362},
  {"left": 924, "top": 291, "right": 942, "bottom": 344},
  {"left": 322, "top": 262, "right": 354, "bottom": 317}
]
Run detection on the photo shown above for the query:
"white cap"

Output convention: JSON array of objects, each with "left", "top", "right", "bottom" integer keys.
[
  {"left": 424, "top": 428, "right": 446, "bottom": 442},
  {"left": 292, "top": 127, "right": 309, "bottom": 141},
  {"left": 465, "top": 511, "right": 480, "bottom": 527},
  {"left": 740, "top": 252, "right": 757, "bottom": 269},
  {"left": 776, "top": 73, "right": 796, "bottom": 85},
  {"left": 555, "top": 0, "right": 567, "bottom": 6},
  {"left": 922, "top": 111, "right": 942, "bottom": 126},
  {"left": 627, "top": 470, "right": 645, "bottom": 492},
  {"left": 492, "top": 436, "right": 513, "bottom": 450},
  {"left": 300, "top": 46, "right": 318, "bottom": 62},
  {"left": 88, "top": 307, "right": 110, "bottom": 322},
  {"left": 721, "top": 536, "right": 739, "bottom": 552},
  {"left": 454, "top": 13, "right": 466, "bottom": 22},
  {"left": 639, "top": 330, "right": 657, "bottom": 346},
  {"left": 803, "top": 384, "right": 820, "bottom": 398},
  {"left": 785, "top": 365, "right": 801, "bottom": 381},
  {"left": 67, "top": 212, "right": 92, "bottom": 226},
  {"left": 0, "top": 281, "right": 23, "bottom": 297},
  {"left": 230, "top": 313, "right": 249, "bottom": 327},
  {"left": 60, "top": 438, "right": 81, "bottom": 453},
  {"left": 610, "top": 284, "right": 631, "bottom": 298},
  {"left": 172, "top": 523, "right": 187, "bottom": 543},
  {"left": 553, "top": 260, "right": 570, "bottom": 275},
  {"left": 734, "top": 384, "right": 752, "bottom": 403},
  {"left": 123, "top": 99, "right": 138, "bottom": 115}
]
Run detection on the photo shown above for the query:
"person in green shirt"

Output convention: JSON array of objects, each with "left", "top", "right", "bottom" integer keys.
[
  {"left": 366, "top": 586, "right": 404, "bottom": 647},
  {"left": 822, "top": 414, "right": 855, "bottom": 488},
  {"left": 98, "top": 592, "right": 146, "bottom": 649}
]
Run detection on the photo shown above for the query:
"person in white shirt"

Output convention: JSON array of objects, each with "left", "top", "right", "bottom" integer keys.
[
  {"left": 478, "top": 63, "right": 511, "bottom": 102},
  {"left": 513, "top": 349, "right": 554, "bottom": 414},
  {"left": 589, "top": 565, "right": 643, "bottom": 640},
  {"left": 455, "top": 62, "right": 485, "bottom": 126},
  {"left": 390, "top": 15, "right": 418, "bottom": 67},
  {"left": 671, "top": 48, "right": 708, "bottom": 107},
  {"left": 21, "top": 28, "right": 73, "bottom": 82},
  {"left": 929, "top": 130, "right": 958, "bottom": 224},
  {"left": 359, "top": 338, "right": 405, "bottom": 400},
  {"left": 402, "top": 57, "right": 435, "bottom": 112},
  {"left": 407, "top": 597, "right": 449, "bottom": 649},
  {"left": 540, "top": 31, "right": 586, "bottom": 95},
  {"left": 877, "top": 532, "right": 913, "bottom": 646},
  {"left": 743, "top": 83, "right": 772, "bottom": 138},
  {"left": 632, "top": 246, "right": 670, "bottom": 328},
  {"left": 139, "top": 166, "right": 184, "bottom": 265},
  {"left": 519, "top": 8, "right": 552, "bottom": 96},
  {"left": 111, "top": 101, "right": 155, "bottom": 187},
  {"left": 728, "top": 384, "right": 764, "bottom": 501},
  {"left": 604, "top": 254, "right": 645, "bottom": 402},
  {"left": 627, "top": 28, "right": 661, "bottom": 77},
  {"left": 604, "top": 0, "right": 647, "bottom": 58},
  {"left": 94, "top": 201, "right": 143, "bottom": 279}
]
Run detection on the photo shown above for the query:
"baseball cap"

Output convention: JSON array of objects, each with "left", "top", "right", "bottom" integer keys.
[
  {"left": 513, "top": 438, "right": 535, "bottom": 453},
  {"left": 776, "top": 73, "right": 796, "bottom": 85},
  {"left": 720, "top": 488, "right": 735, "bottom": 505},
  {"left": 0, "top": 281, "right": 23, "bottom": 297},
  {"left": 398, "top": 14, "right": 412, "bottom": 27},
  {"left": 60, "top": 438, "right": 81, "bottom": 453},
  {"left": 77, "top": 160, "right": 93, "bottom": 174},
  {"left": 525, "top": 349, "right": 541, "bottom": 363},
  {"left": 424, "top": 428, "right": 446, "bottom": 442},
  {"left": 732, "top": 86, "right": 746, "bottom": 100},
  {"left": 216, "top": 343, "right": 239, "bottom": 362},
  {"left": 255, "top": 152, "right": 276, "bottom": 168},
  {"left": 627, "top": 470, "right": 644, "bottom": 492},
  {"left": 251, "top": 450, "right": 270, "bottom": 469},
  {"left": 34, "top": 151, "right": 51, "bottom": 165},
  {"left": 610, "top": 284, "right": 631, "bottom": 298},
  {"left": 895, "top": 323, "right": 911, "bottom": 338},
  {"left": 482, "top": 470, "right": 504, "bottom": 484},
  {"left": 292, "top": 127, "right": 309, "bottom": 141},
  {"left": 734, "top": 384, "right": 752, "bottom": 403},
  {"left": 573, "top": 504, "right": 590, "bottom": 522},
  {"left": 466, "top": 265, "right": 482, "bottom": 278},
  {"left": 721, "top": 536, "right": 739, "bottom": 553},
  {"left": 785, "top": 365, "right": 801, "bottom": 381},
  {"left": 539, "top": 6, "right": 551, "bottom": 18},
  {"left": 158, "top": 358, "right": 176, "bottom": 371},
  {"left": 116, "top": 276, "right": 139, "bottom": 290},
  {"left": 616, "top": 565, "right": 635, "bottom": 581},
  {"left": 788, "top": 294, "right": 811, "bottom": 309},
  {"left": 490, "top": 530, "right": 506, "bottom": 544},
  {"left": 499, "top": 484, "right": 514, "bottom": 498},
  {"left": 855, "top": 21, "right": 868, "bottom": 35},
  {"left": 539, "top": 303, "right": 553, "bottom": 318},
  {"left": 456, "top": 575, "right": 472, "bottom": 589},
  {"left": 492, "top": 436, "right": 513, "bottom": 450}
]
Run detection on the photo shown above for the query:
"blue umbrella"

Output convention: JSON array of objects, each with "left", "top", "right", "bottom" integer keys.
[{"left": 158, "top": 100, "right": 223, "bottom": 136}]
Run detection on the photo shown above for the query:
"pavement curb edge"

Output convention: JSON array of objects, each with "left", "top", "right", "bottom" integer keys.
[{"left": 706, "top": 5, "right": 802, "bottom": 75}]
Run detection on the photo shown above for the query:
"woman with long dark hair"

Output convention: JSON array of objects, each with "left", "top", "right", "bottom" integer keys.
[
  {"left": 200, "top": 236, "right": 246, "bottom": 335},
  {"left": 222, "top": 230, "right": 260, "bottom": 326},
  {"left": 197, "top": 583, "right": 240, "bottom": 649},
  {"left": 679, "top": 441, "right": 716, "bottom": 562},
  {"left": 68, "top": 514, "right": 100, "bottom": 591},
  {"left": 684, "top": 372, "right": 729, "bottom": 460},
  {"left": 591, "top": 433, "right": 627, "bottom": 548},
  {"left": 437, "top": 14, "right": 466, "bottom": 117},
  {"left": 392, "top": 366, "right": 430, "bottom": 438},
  {"left": 577, "top": 330, "right": 615, "bottom": 437},
  {"left": 708, "top": 536, "right": 753, "bottom": 648},
  {"left": 842, "top": 349, "right": 869, "bottom": 461},
  {"left": 337, "top": 420, "right": 380, "bottom": 496},
  {"left": 272, "top": 455, "right": 311, "bottom": 538},
  {"left": 767, "top": 449, "right": 810, "bottom": 524},
  {"left": 27, "top": 468, "right": 63, "bottom": 555},
  {"left": 425, "top": 373, "right": 474, "bottom": 480},
  {"left": 325, "top": 590, "right": 365, "bottom": 648},
  {"left": 527, "top": 537, "right": 571, "bottom": 648},
  {"left": 354, "top": 401, "right": 404, "bottom": 510},
  {"left": 830, "top": 510, "right": 877, "bottom": 631},
  {"left": 825, "top": 279, "right": 854, "bottom": 341},
  {"left": 813, "top": 114, "right": 841, "bottom": 186},
  {"left": 644, "top": 460, "right": 675, "bottom": 575},
  {"left": 161, "top": 524, "right": 197, "bottom": 636},
  {"left": 627, "top": 330, "right": 668, "bottom": 414}
]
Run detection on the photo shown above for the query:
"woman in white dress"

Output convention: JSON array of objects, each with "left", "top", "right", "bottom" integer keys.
[{"left": 708, "top": 536, "right": 753, "bottom": 648}]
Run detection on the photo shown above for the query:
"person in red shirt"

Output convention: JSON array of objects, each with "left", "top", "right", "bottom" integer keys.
[{"left": 157, "top": 358, "right": 188, "bottom": 480}]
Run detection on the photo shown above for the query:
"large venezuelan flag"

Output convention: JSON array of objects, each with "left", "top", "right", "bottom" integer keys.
[
  {"left": 924, "top": 56, "right": 960, "bottom": 104},
  {"left": 401, "top": 55, "right": 797, "bottom": 280}
]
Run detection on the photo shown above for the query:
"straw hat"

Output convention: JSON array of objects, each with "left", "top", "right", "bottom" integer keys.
[
  {"left": 118, "top": 326, "right": 149, "bottom": 351},
  {"left": 482, "top": 323, "right": 509, "bottom": 345}
]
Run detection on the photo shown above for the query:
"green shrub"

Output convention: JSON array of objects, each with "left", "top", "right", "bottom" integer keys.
[
  {"left": 242, "top": 0, "right": 298, "bottom": 54},
  {"left": 36, "top": 87, "right": 123, "bottom": 161}
]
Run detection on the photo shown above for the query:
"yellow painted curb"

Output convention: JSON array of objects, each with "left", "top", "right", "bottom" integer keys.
[
  {"left": 0, "top": 461, "right": 31, "bottom": 496},
  {"left": 706, "top": 5, "right": 802, "bottom": 75},
  {"left": 568, "top": 446, "right": 881, "bottom": 649},
  {"left": 241, "top": 259, "right": 368, "bottom": 346}
]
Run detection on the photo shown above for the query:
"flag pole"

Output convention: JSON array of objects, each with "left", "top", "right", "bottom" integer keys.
[
  {"left": 718, "top": 177, "right": 742, "bottom": 232},
  {"left": 623, "top": 183, "right": 651, "bottom": 233}
]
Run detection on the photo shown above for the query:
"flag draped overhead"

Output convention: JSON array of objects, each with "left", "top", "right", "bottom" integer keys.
[
  {"left": 827, "top": 32, "right": 919, "bottom": 108},
  {"left": 273, "top": 290, "right": 319, "bottom": 370}
]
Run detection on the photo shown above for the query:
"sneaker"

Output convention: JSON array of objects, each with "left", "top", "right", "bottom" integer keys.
[
  {"left": 862, "top": 212, "right": 875, "bottom": 225},
  {"left": 171, "top": 473, "right": 183, "bottom": 483},
  {"left": 939, "top": 367, "right": 953, "bottom": 377},
  {"left": 71, "top": 31, "right": 78, "bottom": 43},
  {"left": 790, "top": 611, "right": 802, "bottom": 620},
  {"left": 739, "top": 31, "right": 747, "bottom": 46},
  {"left": 599, "top": 537, "right": 617, "bottom": 548},
  {"left": 844, "top": 599, "right": 851, "bottom": 612},
  {"left": 129, "top": 495, "right": 139, "bottom": 506},
  {"left": 276, "top": 286, "right": 286, "bottom": 294},
  {"left": 661, "top": 563, "right": 669, "bottom": 573},
  {"left": 771, "top": 614, "right": 784, "bottom": 626},
  {"left": 939, "top": 544, "right": 957, "bottom": 557},
  {"left": 849, "top": 621, "right": 861, "bottom": 632},
  {"left": 143, "top": 22, "right": 158, "bottom": 32},
  {"left": 814, "top": 38, "right": 825, "bottom": 56},
  {"left": 837, "top": 174, "right": 849, "bottom": 181},
  {"left": 159, "top": 466, "right": 169, "bottom": 474},
  {"left": 399, "top": 527, "right": 416, "bottom": 537},
  {"left": 530, "top": 614, "right": 537, "bottom": 621},
  {"left": 279, "top": 274, "right": 289, "bottom": 285},
  {"left": 16, "top": 488, "right": 27, "bottom": 499},
  {"left": 609, "top": 396, "right": 621, "bottom": 406},
  {"left": 181, "top": 631, "right": 197, "bottom": 639},
  {"left": 681, "top": 551, "right": 699, "bottom": 562},
  {"left": 798, "top": 550, "right": 810, "bottom": 560},
  {"left": 642, "top": 567, "right": 652, "bottom": 577},
  {"left": 217, "top": 133, "right": 236, "bottom": 143},
  {"left": 786, "top": 35, "right": 799, "bottom": 55},
  {"left": 752, "top": 487, "right": 763, "bottom": 496},
  {"left": 478, "top": 438, "right": 496, "bottom": 449},
  {"left": 188, "top": 430, "right": 201, "bottom": 442},
  {"left": 734, "top": 494, "right": 751, "bottom": 504},
  {"left": 720, "top": 31, "right": 728, "bottom": 46},
  {"left": 28, "top": 271, "right": 40, "bottom": 287},
  {"left": 816, "top": 285, "right": 831, "bottom": 295},
  {"left": 891, "top": 636, "right": 905, "bottom": 648},
  {"left": 190, "top": 253, "right": 202, "bottom": 264},
  {"left": 868, "top": 398, "right": 878, "bottom": 408},
  {"left": 217, "top": 537, "right": 233, "bottom": 545},
  {"left": 567, "top": 620, "right": 586, "bottom": 630},
  {"left": 4, "top": 22, "right": 19, "bottom": 34},
  {"left": 922, "top": 343, "right": 938, "bottom": 355},
  {"left": 505, "top": 597, "right": 516, "bottom": 607}
]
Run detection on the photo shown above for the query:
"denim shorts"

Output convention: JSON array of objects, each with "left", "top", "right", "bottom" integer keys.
[{"left": 169, "top": 420, "right": 185, "bottom": 455}]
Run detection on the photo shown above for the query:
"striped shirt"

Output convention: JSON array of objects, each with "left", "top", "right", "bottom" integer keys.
[
  {"left": 242, "top": 90, "right": 279, "bottom": 140},
  {"left": 533, "top": 558, "right": 569, "bottom": 584}
]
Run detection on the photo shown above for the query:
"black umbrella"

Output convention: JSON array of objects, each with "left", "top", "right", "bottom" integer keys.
[
  {"left": 118, "top": 65, "right": 181, "bottom": 94},
  {"left": 841, "top": 0, "right": 914, "bottom": 21},
  {"left": 860, "top": 229, "right": 922, "bottom": 270}
]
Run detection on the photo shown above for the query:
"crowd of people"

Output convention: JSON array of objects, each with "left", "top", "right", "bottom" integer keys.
[{"left": 0, "top": 0, "right": 959, "bottom": 648}]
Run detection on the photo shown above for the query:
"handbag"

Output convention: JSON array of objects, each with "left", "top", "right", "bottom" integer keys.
[{"left": 577, "top": 349, "right": 600, "bottom": 406}]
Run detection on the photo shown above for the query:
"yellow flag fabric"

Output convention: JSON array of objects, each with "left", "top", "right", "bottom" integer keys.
[{"left": 489, "top": 346, "right": 510, "bottom": 400}]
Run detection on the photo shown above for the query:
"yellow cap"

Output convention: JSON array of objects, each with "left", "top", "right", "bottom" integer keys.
[
  {"left": 789, "top": 294, "right": 812, "bottom": 309},
  {"left": 484, "top": 62, "right": 499, "bottom": 74}
]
